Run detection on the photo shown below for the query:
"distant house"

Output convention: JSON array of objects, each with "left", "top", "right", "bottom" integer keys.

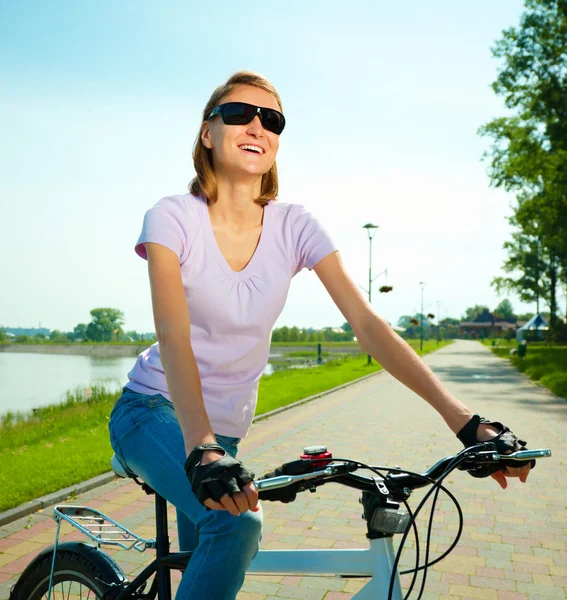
[{"left": 459, "top": 309, "right": 523, "bottom": 339}]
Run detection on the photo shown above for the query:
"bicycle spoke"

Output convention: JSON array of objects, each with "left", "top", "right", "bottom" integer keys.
[{"left": 42, "top": 580, "right": 100, "bottom": 600}]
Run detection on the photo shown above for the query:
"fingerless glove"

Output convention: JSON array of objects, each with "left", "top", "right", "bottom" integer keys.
[
  {"left": 457, "top": 414, "right": 536, "bottom": 478},
  {"left": 184, "top": 443, "right": 256, "bottom": 506}
]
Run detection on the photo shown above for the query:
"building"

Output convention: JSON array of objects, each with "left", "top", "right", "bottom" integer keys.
[{"left": 459, "top": 309, "right": 525, "bottom": 339}]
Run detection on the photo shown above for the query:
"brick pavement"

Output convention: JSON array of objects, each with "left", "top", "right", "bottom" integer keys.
[{"left": 1, "top": 340, "right": 565, "bottom": 599}]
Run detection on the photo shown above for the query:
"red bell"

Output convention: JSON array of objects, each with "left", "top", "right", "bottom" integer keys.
[{"left": 301, "top": 445, "right": 333, "bottom": 468}]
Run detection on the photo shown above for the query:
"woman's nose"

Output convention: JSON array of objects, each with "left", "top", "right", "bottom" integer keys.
[{"left": 246, "top": 115, "right": 264, "bottom": 133}]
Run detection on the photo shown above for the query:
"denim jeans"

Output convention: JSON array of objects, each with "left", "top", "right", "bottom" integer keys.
[{"left": 108, "top": 386, "right": 263, "bottom": 600}]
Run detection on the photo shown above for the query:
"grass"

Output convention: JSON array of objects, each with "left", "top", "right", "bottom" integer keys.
[
  {"left": 489, "top": 343, "right": 567, "bottom": 400},
  {"left": 282, "top": 350, "right": 332, "bottom": 358},
  {"left": 0, "top": 339, "right": 450, "bottom": 512}
]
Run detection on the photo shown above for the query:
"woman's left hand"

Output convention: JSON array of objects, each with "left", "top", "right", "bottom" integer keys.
[{"left": 477, "top": 423, "right": 530, "bottom": 489}]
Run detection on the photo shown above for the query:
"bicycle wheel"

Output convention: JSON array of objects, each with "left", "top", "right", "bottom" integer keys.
[{"left": 10, "top": 548, "right": 124, "bottom": 600}]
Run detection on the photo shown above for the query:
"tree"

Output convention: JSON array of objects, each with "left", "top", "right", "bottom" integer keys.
[
  {"left": 462, "top": 305, "right": 490, "bottom": 321},
  {"left": 494, "top": 299, "right": 515, "bottom": 319},
  {"left": 478, "top": 0, "right": 567, "bottom": 328},
  {"left": 73, "top": 323, "right": 87, "bottom": 341},
  {"left": 50, "top": 330, "right": 72, "bottom": 343},
  {"left": 85, "top": 308, "right": 125, "bottom": 342},
  {"left": 491, "top": 227, "right": 547, "bottom": 313},
  {"left": 0, "top": 327, "right": 7, "bottom": 343},
  {"left": 517, "top": 312, "right": 535, "bottom": 321}
]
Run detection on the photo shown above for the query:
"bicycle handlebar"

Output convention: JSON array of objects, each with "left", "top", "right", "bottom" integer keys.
[{"left": 254, "top": 446, "right": 552, "bottom": 499}]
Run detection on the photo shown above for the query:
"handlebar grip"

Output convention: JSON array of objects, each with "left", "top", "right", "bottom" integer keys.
[{"left": 258, "top": 486, "right": 297, "bottom": 503}]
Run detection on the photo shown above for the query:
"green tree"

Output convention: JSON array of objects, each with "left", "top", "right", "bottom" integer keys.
[
  {"left": 49, "top": 330, "right": 72, "bottom": 343},
  {"left": 85, "top": 308, "right": 125, "bottom": 342},
  {"left": 73, "top": 323, "right": 87, "bottom": 341},
  {"left": 478, "top": 0, "right": 567, "bottom": 327},
  {"left": 494, "top": 299, "right": 515, "bottom": 319},
  {"left": 462, "top": 305, "right": 490, "bottom": 321},
  {"left": 517, "top": 312, "right": 535, "bottom": 321},
  {"left": 0, "top": 327, "right": 7, "bottom": 343},
  {"left": 491, "top": 228, "right": 547, "bottom": 313},
  {"left": 288, "top": 326, "right": 299, "bottom": 342}
]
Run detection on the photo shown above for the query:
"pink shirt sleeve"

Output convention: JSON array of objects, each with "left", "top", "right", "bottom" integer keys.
[
  {"left": 134, "top": 196, "right": 189, "bottom": 262},
  {"left": 292, "top": 203, "right": 338, "bottom": 275}
]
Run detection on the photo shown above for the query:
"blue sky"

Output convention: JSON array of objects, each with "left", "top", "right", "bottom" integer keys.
[{"left": 2, "top": 0, "right": 554, "bottom": 333}]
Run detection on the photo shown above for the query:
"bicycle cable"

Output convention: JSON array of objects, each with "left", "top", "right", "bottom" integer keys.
[
  {"left": 326, "top": 458, "right": 465, "bottom": 567},
  {"left": 387, "top": 451, "right": 469, "bottom": 600},
  {"left": 349, "top": 456, "right": 465, "bottom": 600},
  {"left": 306, "top": 457, "right": 465, "bottom": 599}
]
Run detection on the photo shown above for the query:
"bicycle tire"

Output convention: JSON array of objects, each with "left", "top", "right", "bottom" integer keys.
[{"left": 10, "top": 548, "right": 124, "bottom": 600}]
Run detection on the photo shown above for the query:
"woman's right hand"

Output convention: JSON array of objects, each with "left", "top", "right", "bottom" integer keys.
[
  {"left": 186, "top": 449, "right": 259, "bottom": 516},
  {"left": 201, "top": 451, "right": 259, "bottom": 515}
]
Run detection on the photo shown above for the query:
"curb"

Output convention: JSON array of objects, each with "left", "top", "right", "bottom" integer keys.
[
  {"left": 0, "top": 368, "right": 387, "bottom": 527},
  {"left": 0, "top": 472, "right": 117, "bottom": 527}
]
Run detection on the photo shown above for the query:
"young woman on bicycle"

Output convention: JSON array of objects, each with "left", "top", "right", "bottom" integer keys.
[{"left": 108, "top": 70, "right": 534, "bottom": 600}]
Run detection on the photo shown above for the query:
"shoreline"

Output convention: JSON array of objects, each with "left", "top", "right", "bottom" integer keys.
[
  {"left": 0, "top": 343, "right": 151, "bottom": 357},
  {"left": 0, "top": 343, "right": 365, "bottom": 358}
]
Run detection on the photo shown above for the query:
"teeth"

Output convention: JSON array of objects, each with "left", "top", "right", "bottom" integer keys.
[{"left": 239, "top": 144, "right": 263, "bottom": 154}]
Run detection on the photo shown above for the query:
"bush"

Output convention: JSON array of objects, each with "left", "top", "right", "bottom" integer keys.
[{"left": 545, "top": 321, "right": 567, "bottom": 344}]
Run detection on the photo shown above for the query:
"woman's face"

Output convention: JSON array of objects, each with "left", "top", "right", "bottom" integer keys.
[{"left": 201, "top": 85, "right": 282, "bottom": 180}]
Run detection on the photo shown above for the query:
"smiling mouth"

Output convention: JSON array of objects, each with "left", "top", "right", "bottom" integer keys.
[{"left": 238, "top": 145, "right": 264, "bottom": 155}]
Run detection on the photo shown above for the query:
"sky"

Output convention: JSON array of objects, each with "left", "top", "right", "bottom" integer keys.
[{"left": 2, "top": 0, "right": 559, "bottom": 334}]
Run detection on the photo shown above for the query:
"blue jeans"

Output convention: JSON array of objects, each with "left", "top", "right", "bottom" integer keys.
[{"left": 108, "top": 386, "right": 263, "bottom": 600}]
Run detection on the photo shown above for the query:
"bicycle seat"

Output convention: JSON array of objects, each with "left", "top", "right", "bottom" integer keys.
[{"left": 111, "top": 453, "right": 136, "bottom": 479}]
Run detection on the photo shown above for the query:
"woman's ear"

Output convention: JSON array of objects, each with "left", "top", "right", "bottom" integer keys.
[{"left": 201, "top": 122, "right": 213, "bottom": 150}]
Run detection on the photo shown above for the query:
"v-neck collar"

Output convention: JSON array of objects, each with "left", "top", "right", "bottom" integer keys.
[{"left": 198, "top": 194, "right": 270, "bottom": 282}]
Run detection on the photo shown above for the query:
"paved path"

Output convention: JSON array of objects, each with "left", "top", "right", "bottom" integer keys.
[{"left": 1, "top": 341, "right": 566, "bottom": 600}]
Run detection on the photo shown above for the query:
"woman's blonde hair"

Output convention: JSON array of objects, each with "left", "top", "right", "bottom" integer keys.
[{"left": 188, "top": 71, "right": 283, "bottom": 207}]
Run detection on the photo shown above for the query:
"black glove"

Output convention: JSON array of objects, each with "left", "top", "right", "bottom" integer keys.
[
  {"left": 184, "top": 443, "right": 255, "bottom": 506},
  {"left": 456, "top": 414, "right": 536, "bottom": 478}
]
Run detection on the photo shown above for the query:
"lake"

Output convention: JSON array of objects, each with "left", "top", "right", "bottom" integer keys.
[{"left": 0, "top": 352, "right": 282, "bottom": 417}]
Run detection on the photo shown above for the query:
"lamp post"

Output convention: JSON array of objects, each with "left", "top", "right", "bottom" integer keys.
[
  {"left": 419, "top": 282, "right": 426, "bottom": 352},
  {"left": 362, "top": 223, "right": 379, "bottom": 365},
  {"left": 437, "top": 300, "right": 441, "bottom": 345}
]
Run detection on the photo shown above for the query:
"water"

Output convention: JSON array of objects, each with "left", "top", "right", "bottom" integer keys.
[{"left": 0, "top": 352, "right": 292, "bottom": 417}]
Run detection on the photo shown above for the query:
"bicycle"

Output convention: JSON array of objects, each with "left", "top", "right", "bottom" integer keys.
[{"left": 9, "top": 443, "right": 550, "bottom": 600}]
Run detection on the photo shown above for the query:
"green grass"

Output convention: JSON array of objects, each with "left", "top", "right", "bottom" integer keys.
[
  {"left": 490, "top": 344, "right": 567, "bottom": 400},
  {"left": 0, "top": 339, "right": 450, "bottom": 512},
  {"left": 270, "top": 341, "right": 361, "bottom": 347},
  {"left": 282, "top": 350, "right": 332, "bottom": 358}
]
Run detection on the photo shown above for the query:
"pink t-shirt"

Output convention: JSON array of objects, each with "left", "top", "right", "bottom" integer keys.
[{"left": 126, "top": 192, "right": 337, "bottom": 437}]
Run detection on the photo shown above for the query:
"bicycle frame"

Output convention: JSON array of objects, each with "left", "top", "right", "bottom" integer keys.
[
  {"left": 51, "top": 492, "right": 403, "bottom": 600},
  {"left": 248, "top": 540, "right": 403, "bottom": 599},
  {"left": 45, "top": 447, "right": 550, "bottom": 600}
]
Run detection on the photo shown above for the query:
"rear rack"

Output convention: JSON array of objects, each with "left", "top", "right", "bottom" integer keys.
[{"left": 53, "top": 505, "right": 156, "bottom": 552}]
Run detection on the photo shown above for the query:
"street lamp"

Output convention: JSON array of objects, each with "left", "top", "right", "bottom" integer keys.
[
  {"left": 362, "top": 223, "right": 378, "bottom": 366},
  {"left": 419, "top": 282, "right": 426, "bottom": 352},
  {"left": 437, "top": 300, "right": 441, "bottom": 345}
]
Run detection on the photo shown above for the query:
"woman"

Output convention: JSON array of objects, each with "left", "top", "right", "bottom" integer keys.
[{"left": 108, "top": 70, "right": 534, "bottom": 599}]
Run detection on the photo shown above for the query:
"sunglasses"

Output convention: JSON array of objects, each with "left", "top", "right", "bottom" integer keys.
[{"left": 207, "top": 101, "right": 286, "bottom": 135}]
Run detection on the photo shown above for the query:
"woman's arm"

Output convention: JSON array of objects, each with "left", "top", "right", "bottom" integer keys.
[
  {"left": 313, "top": 252, "right": 531, "bottom": 488},
  {"left": 313, "top": 251, "right": 474, "bottom": 433},
  {"left": 146, "top": 242, "right": 217, "bottom": 454}
]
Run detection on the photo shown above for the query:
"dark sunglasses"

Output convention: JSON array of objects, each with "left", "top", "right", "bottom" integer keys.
[{"left": 207, "top": 101, "right": 286, "bottom": 135}]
